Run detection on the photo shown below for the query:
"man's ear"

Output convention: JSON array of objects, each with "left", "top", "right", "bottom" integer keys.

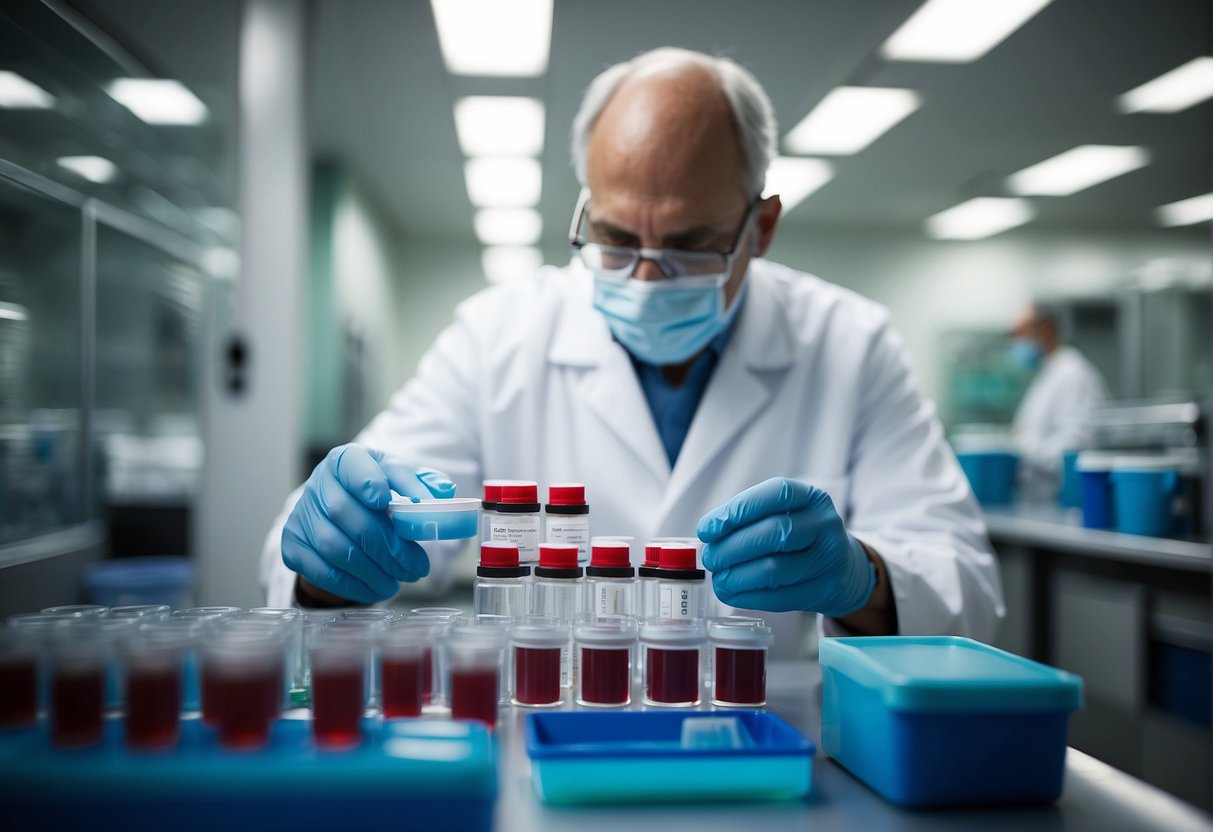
[{"left": 755, "top": 195, "right": 782, "bottom": 257}]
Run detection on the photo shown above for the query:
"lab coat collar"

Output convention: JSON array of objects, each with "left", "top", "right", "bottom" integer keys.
[{"left": 547, "top": 258, "right": 796, "bottom": 372}]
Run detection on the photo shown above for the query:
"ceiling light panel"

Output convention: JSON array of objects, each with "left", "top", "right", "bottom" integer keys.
[
  {"left": 1006, "top": 145, "right": 1149, "bottom": 196},
  {"left": 0, "top": 71, "right": 55, "bottom": 108},
  {"left": 881, "top": 0, "right": 1054, "bottom": 63},
  {"left": 465, "top": 157, "right": 542, "bottom": 208},
  {"left": 431, "top": 0, "right": 552, "bottom": 77},
  {"left": 1156, "top": 193, "right": 1213, "bottom": 227},
  {"left": 762, "top": 157, "right": 834, "bottom": 211},
  {"left": 455, "top": 96, "right": 545, "bottom": 157},
  {"left": 784, "top": 87, "right": 921, "bottom": 155},
  {"left": 57, "top": 155, "right": 118, "bottom": 184},
  {"left": 1116, "top": 57, "right": 1213, "bottom": 114},
  {"left": 474, "top": 208, "right": 543, "bottom": 245},
  {"left": 107, "top": 79, "right": 208, "bottom": 125},
  {"left": 482, "top": 245, "right": 543, "bottom": 283},
  {"left": 925, "top": 197, "right": 1035, "bottom": 240}
]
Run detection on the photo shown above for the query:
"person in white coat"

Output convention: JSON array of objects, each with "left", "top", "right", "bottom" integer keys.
[
  {"left": 1009, "top": 303, "right": 1109, "bottom": 499},
  {"left": 261, "top": 47, "right": 1004, "bottom": 642}
]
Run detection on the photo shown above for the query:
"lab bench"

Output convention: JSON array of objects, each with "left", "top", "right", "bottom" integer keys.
[
  {"left": 492, "top": 661, "right": 1211, "bottom": 831},
  {"left": 983, "top": 503, "right": 1211, "bottom": 809}
]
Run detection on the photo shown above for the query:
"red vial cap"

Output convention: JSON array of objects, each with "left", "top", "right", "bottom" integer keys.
[
  {"left": 539, "top": 544, "right": 579, "bottom": 569},
  {"left": 591, "top": 542, "right": 630, "bottom": 568},
  {"left": 499, "top": 482, "right": 538, "bottom": 504},
  {"left": 659, "top": 546, "right": 697, "bottom": 571},
  {"left": 480, "top": 543, "right": 520, "bottom": 568},
  {"left": 548, "top": 483, "right": 586, "bottom": 506},
  {"left": 482, "top": 481, "right": 503, "bottom": 502},
  {"left": 643, "top": 544, "right": 663, "bottom": 568}
]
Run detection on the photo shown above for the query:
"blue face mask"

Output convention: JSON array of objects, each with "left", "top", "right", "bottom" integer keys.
[
  {"left": 593, "top": 272, "right": 746, "bottom": 366},
  {"left": 1009, "top": 337, "right": 1042, "bottom": 371}
]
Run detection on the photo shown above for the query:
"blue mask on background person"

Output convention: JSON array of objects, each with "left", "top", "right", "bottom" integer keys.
[
  {"left": 593, "top": 271, "right": 748, "bottom": 366},
  {"left": 1009, "top": 337, "right": 1042, "bottom": 371}
]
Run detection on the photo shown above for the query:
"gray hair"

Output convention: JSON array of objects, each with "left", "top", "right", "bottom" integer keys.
[{"left": 570, "top": 47, "right": 778, "bottom": 197}]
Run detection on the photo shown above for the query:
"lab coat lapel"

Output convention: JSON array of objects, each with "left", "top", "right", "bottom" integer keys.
[
  {"left": 548, "top": 262, "right": 671, "bottom": 485},
  {"left": 658, "top": 263, "right": 793, "bottom": 518}
]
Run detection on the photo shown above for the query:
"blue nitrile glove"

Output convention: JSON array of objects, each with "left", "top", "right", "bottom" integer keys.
[
  {"left": 282, "top": 443, "right": 456, "bottom": 604},
  {"left": 697, "top": 477, "right": 876, "bottom": 618}
]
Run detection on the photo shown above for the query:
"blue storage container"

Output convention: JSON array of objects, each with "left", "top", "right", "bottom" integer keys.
[
  {"left": 525, "top": 710, "right": 814, "bottom": 804},
  {"left": 819, "top": 636, "right": 1082, "bottom": 808},
  {"left": 0, "top": 717, "right": 497, "bottom": 831},
  {"left": 956, "top": 450, "right": 1018, "bottom": 505},
  {"left": 85, "top": 556, "right": 195, "bottom": 608},
  {"left": 1077, "top": 451, "right": 1117, "bottom": 530},
  {"left": 1110, "top": 465, "right": 1179, "bottom": 538}
]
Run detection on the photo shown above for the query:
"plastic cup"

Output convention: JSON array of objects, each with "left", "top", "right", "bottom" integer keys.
[
  {"left": 511, "top": 617, "right": 568, "bottom": 708},
  {"left": 48, "top": 627, "right": 107, "bottom": 747},
  {"left": 409, "top": 608, "right": 464, "bottom": 707},
  {"left": 575, "top": 617, "right": 637, "bottom": 708},
  {"left": 41, "top": 605, "right": 108, "bottom": 618},
  {"left": 446, "top": 621, "right": 506, "bottom": 728},
  {"left": 708, "top": 620, "right": 773, "bottom": 707},
  {"left": 123, "top": 624, "right": 189, "bottom": 749},
  {"left": 107, "top": 605, "right": 172, "bottom": 620},
  {"left": 202, "top": 633, "right": 285, "bottom": 749},
  {"left": 309, "top": 629, "right": 369, "bottom": 749},
  {"left": 379, "top": 620, "right": 434, "bottom": 719},
  {"left": 0, "top": 627, "right": 37, "bottom": 728},
  {"left": 640, "top": 620, "right": 706, "bottom": 707}
]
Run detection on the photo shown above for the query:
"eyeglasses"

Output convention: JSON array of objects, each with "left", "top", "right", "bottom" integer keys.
[{"left": 567, "top": 189, "right": 757, "bottom": 280}]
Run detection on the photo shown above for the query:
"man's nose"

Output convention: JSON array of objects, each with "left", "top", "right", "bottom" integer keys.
[{"left": 632, "top": 257, "right": 667, "bottom": 282}]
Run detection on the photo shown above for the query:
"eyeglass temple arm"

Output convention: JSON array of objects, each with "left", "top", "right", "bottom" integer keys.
[{"left": 568, "top": 188, "right": 591, "bottom": 246}]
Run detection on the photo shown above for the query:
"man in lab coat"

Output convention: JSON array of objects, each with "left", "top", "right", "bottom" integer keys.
[
  {"left": 1009, "top": 303, "right": 1109, "bottom": 499},
  {"left": 261, "top": 48, "right": 1004, "bottom": 642}
]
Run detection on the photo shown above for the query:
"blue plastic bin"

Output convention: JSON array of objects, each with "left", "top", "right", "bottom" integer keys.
[
  {"left": 0, "top": 717, "right": 496, "bottom": 831},
  {"left": 525, "top": 710, "right": 814, "bottom": 804},
  {"left": 956, "top": 451, "right": 1018, "bottom": 505},
  {"left": 85, "top": 557, "right": 194, "bottom": 608},
  {"left": 1076, "top": 452, "right": 1117, "bottom": 530},
  {"left": 1110, "top": 467, "right": 1179, "bottom": 538},
  {"left": 819, "top": 636, "right": 1082, "bottom": 808}
]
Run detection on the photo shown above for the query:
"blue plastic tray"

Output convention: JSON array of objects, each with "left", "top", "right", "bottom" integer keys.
[
  {"left": 0, "top": 716, "right": 496, "bottom": 831},
  {"left": 820, "top": 636, "right": 1083, "bottom": 808},
  {"left": 525, "top": 710, "right": 814, "bottom": 804}
]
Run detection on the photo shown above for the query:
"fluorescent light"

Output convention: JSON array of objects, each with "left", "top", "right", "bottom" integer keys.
[
  {"left": 481, "top": 245, "right": 543, "bottom": 283},
  {"left": 474, "top": 208, "right": 543, "bottom": 245},
  {"left": 455, "top": 96, "right": 544, "bottom": 157},
  {"left": 0, "top": 71, "right": 55, "bottom": 108},
  {"left": 784, "top": 87, "right": 921, "bottom": 155},
  {"left": 0, "top": 302, "right": 28, "bottom": 322},
  {"left": 1156, "top": 193, "right": 1213, "bottom": 227},
  {"left": 431, "top": 0, "right": 552, "bottom": 77},
  {"left": 762, "top": 157, "right": 834, "bottom": 211},
  {"left": 881, "top": 0, "right": 1053, "bottom": 63},
  {"left": 106, "top": 78, "right": 208, "bottom": 125},
  {"left": 1006, "top": 145, "right": 1149, "bottom": 196},
  {"left": 1116, "top": 57, "right": 1213, "bottom": 114},
  {"left": 925, "top": 197, "right": 1034, "bottom": 240},
  {"left": 57, "top": 155, "right": 118, "bottom": 184},
  {"left": 465, "top": 157, "right": 542, "bottom": 208}
]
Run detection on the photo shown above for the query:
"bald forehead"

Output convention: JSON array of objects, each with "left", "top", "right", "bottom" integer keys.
[{"left": 585, "top": 62, "right": 748, "bottom": 202}]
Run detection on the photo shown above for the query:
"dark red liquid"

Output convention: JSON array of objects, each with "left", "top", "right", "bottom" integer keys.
[
  {"left": 381, "top": 656, "right": 423, "bottom": 718},
  {"left": 201, "top": 662, "right": 220, "bottom": 725},
  {"left": 51, "top": 666, "right": 104, "bottom": 746},
  {"left": 213, "top": 669, "right": 276, "bottom": 749},
  {"left": 125, "top": 665, "right": 182, "bottom": 749},
  {"left": 0, "top": 658, "right": 37, "bottom": 727},
  {"left": 714, "top": 647, "right": 766, "bottom": 705},
  {"left": 421, "top": 648, "right": 434, "bottom": 705},
  {"left": 513, "top": 646, "right": 561, "bottom": 706},
  {"left": 646, "top": 648, "right": 699, "bottom": 705},
  {"left": 450, "top": 667, "right": 499, "bottom": 727},
  {"left": 579, "top": 647, "right": 630, "bottom": 706},
  {"left": 312, "top": 664, "right": 364, "bottom": 748}
]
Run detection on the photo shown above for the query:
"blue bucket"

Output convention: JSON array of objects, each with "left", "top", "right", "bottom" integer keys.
[
  {"left": 956, "top": 451, "right": 1018, "bottom": 506},
  {"left": 1076, "top": 452, "right": 1118, "bottom": 530},
  {"left": 1110, "top": 468, "right": 1179, "bottom": 538}
]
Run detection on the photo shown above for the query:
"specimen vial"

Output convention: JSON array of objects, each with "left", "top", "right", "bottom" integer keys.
[
  {"left": 490, "top": 481, "right": 541, "bottom": 563},
  {"left": 585, "top": 541, "right": 636, "bottom": 617},
  {"left": 575, "top": 617, "right": 637, "bottom": 708},
  {"left": 473, "top": 543, "right": 530, "bottom": 618},
  {"left": 544, "top": 483, "right": 590, "bottom": 562},
  {"left": 641, "top": 619, "right": 706, "bottom": 708},
  {"left": 511, "top": 617, "right": 568, "bottom": 708},
  {"left": 709, "top": 620, "right": 773, "bottom": 707}
]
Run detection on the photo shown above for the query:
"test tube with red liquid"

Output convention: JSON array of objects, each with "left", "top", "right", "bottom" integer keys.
[
  {"left": 49, "top": 630, "right": 107, "bottom": 747},
  {"left": 310, "top": 629, "right": 369, "bottom": 749},
  {"left": 511, "top": 618, "right": 568, "bottom": 708},
  {"left": 380, "top": 620, "right": 434, "bottom": 719},
  {"left": 0, "top": 628, "right": 37, "bottom": 728},
  {"left": 202, "top": 634, "right": 285, "bottom": 750},
  {"left": 409, "top": 607, "right": 463, "bottom": 708},
  {"left": 641, "top": 619, "right": 706, "bottom": 707},
  {"left": 123, "top": 625, "right": 189, "bottom": 750},
  {"left": 708, "top": 619, "right": 773, "bottom": 707},
  {"left": 575, "top": 617, "right": 637, "bottom": 708},
  {"left": 446, "top": 622, "right": 507, "bottom": 728}
]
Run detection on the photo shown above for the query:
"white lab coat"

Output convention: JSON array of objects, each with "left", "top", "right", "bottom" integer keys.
[
  {"left": 1012, "top": 345, "right": 1108, "bottom": 498},
  {"left": 261, "top": 259, "right": 1004, "bottom": 642}
]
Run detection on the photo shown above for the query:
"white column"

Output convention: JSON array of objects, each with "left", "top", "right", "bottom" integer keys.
[{"left": 195, "top": 0, "right": 307, "bottom": 607}]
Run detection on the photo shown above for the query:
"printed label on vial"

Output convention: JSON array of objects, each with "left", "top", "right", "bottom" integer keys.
[
  {"left": 658, "top": 585, "right": 692, "bottom": 618},
  {"left": 545, "top": 518, "right": 590, "bottom": 560},
  {"left": 596, "top": 583, "right": 627, "bottom": 616},
  {"left": 490, "top": 514, "right": 540, "bottom": 562}
]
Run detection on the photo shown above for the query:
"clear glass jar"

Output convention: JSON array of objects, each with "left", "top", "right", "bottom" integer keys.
[
  {"left": 708, "top": 619, "right": 773, "bottom": 707},
  {"left": 473, "top": 543, "right": 530, "bottom": 618},
  {"left": 640, "top": 619, "right": 706, "bottom": 707},
  {"left": 511, "top": 617, "right": 568, "bottom": 708}
]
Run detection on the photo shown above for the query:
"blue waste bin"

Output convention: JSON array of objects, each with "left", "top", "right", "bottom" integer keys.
[
  {"left": 956, "top": 451, "right": 1019, "bottom": 506},
  {"left": 1111, "top": 464, "right": 1180, "bottom": 538}
]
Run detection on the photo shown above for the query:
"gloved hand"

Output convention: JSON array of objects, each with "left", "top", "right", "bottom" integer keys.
[
  {"left": 697, "top": 477, "right": 875, "bottom": 618},
  {"left": 282, "top": 443, "right": 456, "bottom": 604}
]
